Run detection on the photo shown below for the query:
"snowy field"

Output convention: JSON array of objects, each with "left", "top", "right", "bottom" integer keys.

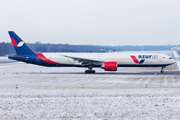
[{"left": 1, "top": 52, "right": 180, "bottom": 119}]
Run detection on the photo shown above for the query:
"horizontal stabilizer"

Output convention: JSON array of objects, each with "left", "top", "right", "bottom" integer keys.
[{"left": 8, "top": 55, "right": 28, "bottom": 61}]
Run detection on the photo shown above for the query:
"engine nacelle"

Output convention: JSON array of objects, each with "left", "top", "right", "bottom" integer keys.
[{"left": 101, "top": 62, "right": 117, "bottom": 71}]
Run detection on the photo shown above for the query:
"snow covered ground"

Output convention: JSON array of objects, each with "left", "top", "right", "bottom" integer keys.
[
  {"left": 0, "top": 56, "right": 17, "bottom": 63},
  {"left": 1, "top": 51, "right": 180, "bottom": 119},
  {"left": 1, "top": 88, "right": 180, "bottom": 119}
]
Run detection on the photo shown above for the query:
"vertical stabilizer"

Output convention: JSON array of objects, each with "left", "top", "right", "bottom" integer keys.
[{"left": 8, "top": 31, "right": 35, "bottom": 55}]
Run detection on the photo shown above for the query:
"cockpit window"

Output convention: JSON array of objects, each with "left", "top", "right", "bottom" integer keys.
[{"left": 169, "top": 57, "right": 173, "bottom": 59}]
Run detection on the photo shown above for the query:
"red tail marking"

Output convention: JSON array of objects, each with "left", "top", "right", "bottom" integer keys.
[
  {"left": 11, "top": 38, "right": 18, "bottom": 47},
  {"left": 130, "top": 55, "right": 139, "bottom": 64},
  {"left": 36, "top": 53, "right": 62, "bottom": 64}
]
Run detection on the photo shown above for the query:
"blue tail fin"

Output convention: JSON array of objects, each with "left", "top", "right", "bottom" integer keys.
[{"left": 8, "top": 31, "right": 35, "bottom": 55}]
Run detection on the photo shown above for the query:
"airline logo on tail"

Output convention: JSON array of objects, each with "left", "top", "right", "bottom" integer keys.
[
  {"left": 130, "top": 55, "right": 145, "bottom": 64},
  {"left": 11, "top": 37, "right": 24, "bottom": 47},
  {"left": 17, "top": 42, "right": 24, "bottom": 47}
]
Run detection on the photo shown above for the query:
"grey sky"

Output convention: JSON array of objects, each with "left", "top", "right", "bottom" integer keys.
[{"left": 0, "top": 0, "right": 180, "bottom": 45}]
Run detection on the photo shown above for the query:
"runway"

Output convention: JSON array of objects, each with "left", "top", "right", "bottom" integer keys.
[
  {"left": 0, "top": 62, "right": 180, "bottom": 89},
  {"left": 29, "top": 70, "right": 180, "bottom": 75},
  {"left": 1, "top": 57, "right": 180, "bottom": 119}
]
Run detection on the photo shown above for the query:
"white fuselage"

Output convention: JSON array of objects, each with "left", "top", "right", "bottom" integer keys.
[{"left": 41, "top": 52, "right": 175, "bottom": 67}]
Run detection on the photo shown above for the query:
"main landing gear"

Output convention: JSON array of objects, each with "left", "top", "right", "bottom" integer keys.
[
  {"left": 85, "top": 64, "right": 96, "bottom": 74},
  {"left": 85, "top": 70, "right": 95, "bottom": 74},
  {"left": 161, "top": 66, "right": 166, "bottom": 73}
]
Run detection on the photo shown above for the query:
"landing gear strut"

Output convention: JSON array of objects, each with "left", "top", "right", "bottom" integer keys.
[
  {"left": 161, "top": 66, "right": 166, "bottom": 73},
  {"left": 85, "top": 64, "right": 95, "bottom": 74}
]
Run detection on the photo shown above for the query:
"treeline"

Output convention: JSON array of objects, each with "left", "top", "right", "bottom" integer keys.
[
  {"left": 27, "top": 42, "right": 114, "bottom": 53},
  {"left": 0, "top": 42, "right": 15, "bottom": 56},
  {"left": 112, "top": 45, "right": 176, "bottom": 51},
  {"left": 0, "top": 42, "right": 114, "bottom": 56},
  {"left": 0, "top": 42, "right": 178, "bottom": 56}
]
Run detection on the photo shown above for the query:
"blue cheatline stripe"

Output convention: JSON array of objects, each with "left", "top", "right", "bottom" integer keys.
[{"left": 117, "top": 64, "right": 171, "bottom": 67}]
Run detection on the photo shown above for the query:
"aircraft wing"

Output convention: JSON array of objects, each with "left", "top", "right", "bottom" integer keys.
[{"left": 63, "top": 55, "right": 103, "bottom": 66}]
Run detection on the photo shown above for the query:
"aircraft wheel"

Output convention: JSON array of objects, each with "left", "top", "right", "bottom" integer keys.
[
  {"left": 85, "top": 70, "right": 95, "bottom": 74},
  {"left": 161, "top": 70, "right": 164, "bottom": 73},
  {"left": 92, "top": 70, "right": 95, "bottom": 74},
  {"left": 85, "top": 70, "right": 89, "bottom": 74}
]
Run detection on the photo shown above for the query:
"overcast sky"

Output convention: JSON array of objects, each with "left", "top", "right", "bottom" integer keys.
[{"left": 0, "top": 0, "right": 180, "bottom": 46}]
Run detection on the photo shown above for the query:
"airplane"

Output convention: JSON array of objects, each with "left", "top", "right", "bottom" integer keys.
[{"left": 8, "top": 31, "right": 176, "bottom": 74}]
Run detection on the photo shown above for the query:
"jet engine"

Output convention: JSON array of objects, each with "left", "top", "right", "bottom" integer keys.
[{"left": 101, "top": 62, "right": 117, "bottom": 71}]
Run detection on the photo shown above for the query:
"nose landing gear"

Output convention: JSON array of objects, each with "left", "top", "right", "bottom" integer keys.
[{"left": 161, "top": 66, "right": 166, "bottom": 73}]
